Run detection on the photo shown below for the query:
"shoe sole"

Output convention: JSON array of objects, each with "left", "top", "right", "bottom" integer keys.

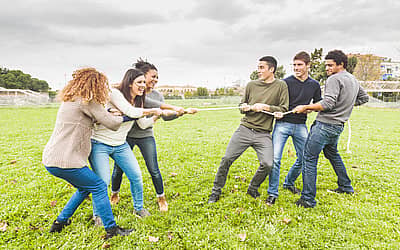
[{"left": 327, "top": 189, "right": 354, "bottom": 194}]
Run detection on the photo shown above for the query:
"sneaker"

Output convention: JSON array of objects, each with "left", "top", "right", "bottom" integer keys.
[
  {"left": 135, "top": 208, "right": 151, "bottom": 218},
  {"left": 246, "top": 188, "right": 260, "bottom": 199},
  {"left": 295, "top": 198, "right": 314, "bottom": 208},
  {"left": 157, "top": 195, "right": 168, "bottom": 212},
  {"left": 49, "top": 219, "right": 71, "bottom": 233},
  {"left": 105, "top": 226, "right": 134, "bottom": 239},
  {"left": 110, "top": 192, "right": 120, "bottom": 205},
  {"left": 328, "top": 188, "right": 354, "bottom": 194},
  {"left": 283, "top": 186, "right": 301, "bottom": 194},
  {"left": 265, "top": 195, "right": 276, "bottom": 206},
  {"left": 93, "top": 216, "right": 103, "bottom": 227},
  {"left": 208, "top": 193, "right": 220, "bottom": 203}
]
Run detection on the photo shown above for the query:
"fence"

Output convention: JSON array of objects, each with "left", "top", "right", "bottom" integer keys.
[{"left": 0, "top": 88, "right": 49, "bottom": 106}]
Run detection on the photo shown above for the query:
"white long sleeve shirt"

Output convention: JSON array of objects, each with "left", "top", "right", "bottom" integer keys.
[{"left": 91, "top": 88, "right": 155, "bottom": 146}]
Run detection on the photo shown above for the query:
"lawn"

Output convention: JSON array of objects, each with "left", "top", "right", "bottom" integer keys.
[{"left": 0, "top": 103, "right": 399, "bottom": 249}]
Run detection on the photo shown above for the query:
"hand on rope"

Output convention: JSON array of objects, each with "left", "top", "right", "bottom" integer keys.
[
  {"left": 172, "top": 106, "right": 186, "bottom": 116},
  {"left": 292, "top": 105, "right": 308, "bottom": 114},
  {"left": 261, "top": 110, "right": 294, "bottom": 117},
  {"left": 251, "top": 103, "right": 270, "bottom": 112},
  {"left": 161, "top": 109, "right": 178, "bottom": 117}
]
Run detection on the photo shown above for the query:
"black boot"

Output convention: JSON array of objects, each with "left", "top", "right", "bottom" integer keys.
[
  {"left": 246, "top": 188, "right": 260, "bottom": 199},
  {"left": 50, "top": 219, "right": 71, "bottom": 233},
  {"left": 105, "top": 226, "right": 134, "bottom": 239}
]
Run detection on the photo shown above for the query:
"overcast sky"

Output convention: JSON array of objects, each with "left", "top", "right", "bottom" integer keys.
[{"left": 1, "top": 0, "right": 400, "bottom": 90}]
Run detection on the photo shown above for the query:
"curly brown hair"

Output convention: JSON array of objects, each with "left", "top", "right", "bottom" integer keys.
[{"left": 58, "top": 68, "right": 110, "bottom": 104}]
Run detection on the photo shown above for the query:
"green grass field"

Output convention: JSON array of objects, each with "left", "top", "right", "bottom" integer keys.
[{"left": 0, "top": 103, "right": 399, "bottom": 249}]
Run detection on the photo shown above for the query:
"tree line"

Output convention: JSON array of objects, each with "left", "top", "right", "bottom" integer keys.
[{"left": 0, "top": 67, "right": 50, "bottom": 92}]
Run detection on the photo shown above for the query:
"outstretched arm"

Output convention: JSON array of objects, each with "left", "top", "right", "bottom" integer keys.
[
  {"left": 293, "top": 102, "right": 324, "bottom": 113},
  {"left": 355, "top": 86, "right": 369, "bottom": 106}
]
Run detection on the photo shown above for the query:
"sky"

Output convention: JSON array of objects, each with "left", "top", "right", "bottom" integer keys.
[{"left": 1, "top": 0, "right": 400, "bottom": 90}]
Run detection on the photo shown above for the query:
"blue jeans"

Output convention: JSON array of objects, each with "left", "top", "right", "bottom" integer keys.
[
  {"left": 89, "top": 139, "right": 144, "bottom": 212},
  {"left": 112, "top": 136, "right": 164, "bottom": 196},
  {"left": 268, "top": 121, "right": 308, "bottom": 197},
  {"left": 301, "top": 121, "right": 354, "bottom": 206},
  {"left": 45, "top": 166, "right": 116, "bottom": 229}
]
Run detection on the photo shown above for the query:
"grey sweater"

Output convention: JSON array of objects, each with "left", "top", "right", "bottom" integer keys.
[
  {"left": 127, "top": 90, "right": 178, "bottom": 138},
  {"left": 317, "top": 71, "right": 369, "bottom": 125}
]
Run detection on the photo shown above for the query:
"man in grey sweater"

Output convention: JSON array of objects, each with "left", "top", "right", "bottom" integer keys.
[{"left": 293, "top": 50, "right": 369, "bottom": 208}]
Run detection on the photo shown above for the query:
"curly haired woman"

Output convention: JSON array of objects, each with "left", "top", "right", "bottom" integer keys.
[{"left": 42, "top": 68, "right": 133, "bottom": 239}]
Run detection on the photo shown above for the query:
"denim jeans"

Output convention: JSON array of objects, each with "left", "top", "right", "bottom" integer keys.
[
  {"left": 45, "top": 166, "right": 117, "bottom": 229},
  {"left": 112, "top": 136, "right": 164, "bottom": 196},
  {"left": 268, "top": 121, "right": 308, "bottom": 197},
  {"left": 301, "top": 121, "right": 354, "bottom": 206},
  {"left": 212, "top": 125, "right": 273, "bottom": 195},
  {"left": 88, "top": 139, "right": 143, "bottom": 212}
]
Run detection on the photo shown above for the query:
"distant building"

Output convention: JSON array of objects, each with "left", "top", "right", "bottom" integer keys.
[
  {"left": 380, "top": 58, "right": 400, "bottom": 80},
  {"left": 347, "top": 54, "right": 400, "bottom": 81},
  {"left": 156, "top": 85, "right": 198, "bottom": 97}
]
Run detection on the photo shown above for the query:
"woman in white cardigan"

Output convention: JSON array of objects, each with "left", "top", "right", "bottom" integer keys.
[{"left": 89, "top": 68, "right": 168, "bottom": 222}]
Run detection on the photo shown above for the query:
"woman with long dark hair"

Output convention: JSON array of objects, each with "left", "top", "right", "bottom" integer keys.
[
  {"left": 89, "top": 68, "right": 163, "bottom": 223},
  {"left": 111, "top": 59, "right": 197, "bottom": 212}
]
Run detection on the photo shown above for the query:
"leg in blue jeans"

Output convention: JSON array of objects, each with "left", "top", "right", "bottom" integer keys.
[
  {"left": 111, "top": 138, "right": 137, "bottom": 193},
  {"left": 111, "top": 165, "right": 124, "bottom": 193},
  {"left": 301, "top": 121, "right": 349, "bottom": 206},
  {"left": 283, "top": 123, "right": 308, "bottom": 188},
  {"left": 45, "top": 166, "right": 117, "bottom": 229},
  {"left": 90, "top": 140, "right": 144, "bottom": 212},
  {"left": 112, "top": 137, "right": 164, "bottom": 196},
  {"left": 323, "top": 142, "right": 354, "bottom": 192},
  {"left": 268, "top": 122, "right": 290, "bottom": 197},
  {"left": 134, "top": 136, "right": 164, "bottom": 196},
  {"left": 301, "top": 122, "right": 325, "bottom": 206},
  {"left": 111, "top": 142, "right": 144, "bottom": 211}
]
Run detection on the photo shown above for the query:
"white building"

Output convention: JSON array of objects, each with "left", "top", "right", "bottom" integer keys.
[{"left": 381, "top": 59, "right": 400, "bottom": 80}]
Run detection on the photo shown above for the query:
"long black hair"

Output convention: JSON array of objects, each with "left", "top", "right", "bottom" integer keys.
[
  {"left": 116, "top": 68, "right": 145, "bottom": 107},
  {"left": 133, "top": 58, "right": 157, "bottom": 74}
]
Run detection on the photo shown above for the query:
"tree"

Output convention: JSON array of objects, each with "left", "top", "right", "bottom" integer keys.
[
  {"left": 347, "top": 56, "right": 358, "bottom": 74},
  {"left": 310, "top": 48, "right": 327, "bottom": 83},
  {"left": 0, "top": 68, "right": 50, "bottom": 91},
  {"left": 195, "top": 87, "right": 209, "bottom": 96},
  {"left": 352, "top": 54, "right": 382, "bottom": 81},
  {"left": 275, "top": 65, "right": 286, "bottom": 79},
  {"left": 184, "top": 91, "right": 193, "bottom": 99},
  {"left": 250, "top": 70, "right": 258, "bottom": 80},
  {"left": 226, "top": 88, "right": 235, "bottom": 96}
]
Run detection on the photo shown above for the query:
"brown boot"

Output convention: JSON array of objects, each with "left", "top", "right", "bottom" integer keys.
[
  {"left": 157, "top": 195, "right": 168, "bottom": 212},
  {"left": 110, "top": 192, "right": 120, "bottom": 205}
]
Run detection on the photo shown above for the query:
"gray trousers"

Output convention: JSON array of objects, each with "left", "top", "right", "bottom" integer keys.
[{"left": 212, "top": 125, "right": 273, "bottom": 195}]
